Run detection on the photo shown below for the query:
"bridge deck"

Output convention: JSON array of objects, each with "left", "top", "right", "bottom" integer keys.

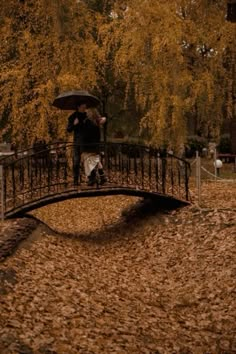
[{"left": 4, "top": 184, "right": 189, "bottom": 219}]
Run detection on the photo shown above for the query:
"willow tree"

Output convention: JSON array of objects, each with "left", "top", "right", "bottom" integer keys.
[
  {"left": 81, "top": 0, "right": 139, "bottom": 138},
  {"left": 101, "top": 0, "right": 236, "bottom": 147},
  {"left": 0, "top": 0, "right": 103, "bottom": 145},
  {"left": 1, "top": 0, "right": 235, "bottom": 147}
]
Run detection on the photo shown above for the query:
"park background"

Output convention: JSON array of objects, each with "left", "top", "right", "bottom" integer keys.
[
  {"left": 0, "top": 2, "right": 236, "bottom": 353},
  {"left": 0, "top": 0, "right": 236, "bottom": 157}
]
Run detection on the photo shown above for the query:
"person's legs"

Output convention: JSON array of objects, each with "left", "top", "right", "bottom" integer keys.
[
  {"left": 97, "top": 161, "right": 107, "bottom": 185},
  {"left": 73, "top": 147, "right": 80, "bottom": 185},
  {"left": 87, "top": 168, "right": 97, "bottom": 186},
  {"left": 82, "top": 153, "right": 99, "bottom": 186},
  {"left": 82, "top": 153, "right": 107, "bottom": 186}
]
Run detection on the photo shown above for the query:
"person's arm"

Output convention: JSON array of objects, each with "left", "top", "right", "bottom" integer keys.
[{"left": 67, "top": 113, "right": 78, "bottom": 133}]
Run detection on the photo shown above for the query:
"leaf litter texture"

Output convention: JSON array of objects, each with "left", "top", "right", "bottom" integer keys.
[{"left": 0, "top": 188, "right": 235, "bottom": 353}]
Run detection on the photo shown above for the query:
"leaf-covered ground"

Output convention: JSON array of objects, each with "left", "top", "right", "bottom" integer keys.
[{"left": 0, "top": 183, "right": 236, "bottom": 354}]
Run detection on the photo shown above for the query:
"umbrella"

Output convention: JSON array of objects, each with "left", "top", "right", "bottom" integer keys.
[{"left": 52, "top": 90, "right": 101, "bottom": 110}]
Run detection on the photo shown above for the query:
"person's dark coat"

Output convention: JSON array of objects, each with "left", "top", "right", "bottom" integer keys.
[
  {"left": 67, "top": 112, "right": 101, "bottom": 153},
  {"left": 67, "top": 111, "right": 87, "bottom": 145}
]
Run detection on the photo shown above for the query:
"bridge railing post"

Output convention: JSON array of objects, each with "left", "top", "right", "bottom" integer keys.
[
  {"left": 0, "top": 164, "right": 5, "bottom": 221},
  {"left": 161, "top": 155, "right": 166, "bottom": 194},
  {"left": 185, "top": 162, "right": 190, "bottom": 201},
  {"left": 196, "top": 151, "right": 201, "bottom": 206}
]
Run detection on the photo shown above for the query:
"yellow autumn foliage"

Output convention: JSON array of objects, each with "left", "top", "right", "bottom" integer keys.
[
  {"left": 0, "top": 0, "right": 235, "bottom": 148},
  {"left": 0, "top": 0, "right": 103, "bottom": 146},
  {"left": 100, "top": 0, "right": 236, "bottom": 146}
]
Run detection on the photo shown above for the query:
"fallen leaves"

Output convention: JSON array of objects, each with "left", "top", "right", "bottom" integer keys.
[{"left": 0, "top": 185, "right": 235, "bottom": 353}]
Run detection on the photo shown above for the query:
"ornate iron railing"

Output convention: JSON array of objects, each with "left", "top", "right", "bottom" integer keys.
[{"left": 0, "top": 142, "right": 190, "bottom": 218}]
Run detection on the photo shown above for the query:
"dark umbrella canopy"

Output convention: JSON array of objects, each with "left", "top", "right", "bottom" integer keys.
[{"left": 52, "top": 90, "right": 100, "bottom": 110}]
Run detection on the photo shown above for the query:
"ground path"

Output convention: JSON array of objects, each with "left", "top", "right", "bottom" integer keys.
[{"left": 0, "top": 182, "right": 235, "bottom": 353}]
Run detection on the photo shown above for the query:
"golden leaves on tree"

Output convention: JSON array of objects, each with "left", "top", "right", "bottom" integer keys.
[{"left": 0, "top": 0, "right": 235, "bottom": 146}]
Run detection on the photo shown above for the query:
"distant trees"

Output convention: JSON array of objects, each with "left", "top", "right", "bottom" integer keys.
[
  {"left": 0, "top": 0, "right": 235, "bottom": 148},
  {"left": 100, "top": 0, "right": 236, "bottom": 146},
  {"left": 0, "top": 0, "right": 102, "bottom": 145}
]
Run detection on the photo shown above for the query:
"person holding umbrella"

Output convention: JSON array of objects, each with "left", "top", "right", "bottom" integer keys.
[{"left": 53, "top": 90, "right": 106, "bottom": 186}]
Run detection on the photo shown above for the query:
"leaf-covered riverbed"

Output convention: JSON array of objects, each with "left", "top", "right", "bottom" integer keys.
[{"left": 0, "top": 185, "right": 236, "bottom": 353}]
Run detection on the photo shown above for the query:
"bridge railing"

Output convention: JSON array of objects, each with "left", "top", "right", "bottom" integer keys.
[{"left": 0, "top": 142, "right": 190, "bottom": 218}]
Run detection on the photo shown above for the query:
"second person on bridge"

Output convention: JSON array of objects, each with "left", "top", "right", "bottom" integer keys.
[{"left": 67, "top": 103, "right": 107, "bottom": 186}]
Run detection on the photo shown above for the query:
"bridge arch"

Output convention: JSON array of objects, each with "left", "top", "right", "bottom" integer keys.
[
  {"left": 0, "top": 142, "right": 190, "bottom": 219},
  {"left": 4, "top": 188, "right": 189, "bottom": 219}
]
